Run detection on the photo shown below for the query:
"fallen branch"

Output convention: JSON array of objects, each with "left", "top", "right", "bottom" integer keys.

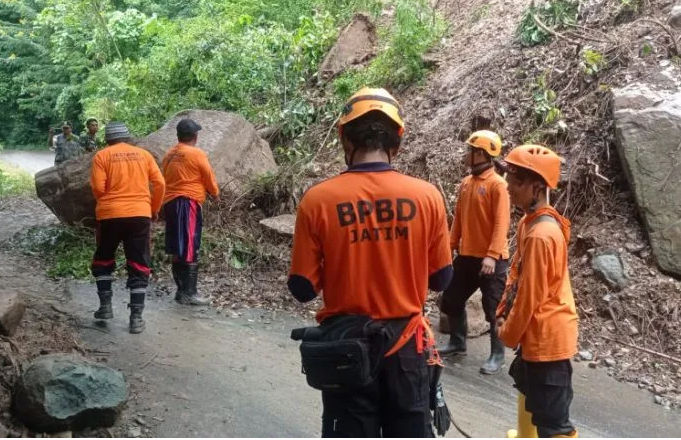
[
  {"left": 532, "top": 14, "right": 581, "bottom": 46},
  {"left": 602, "top": 336, "right": 681, "bottom": 364}
]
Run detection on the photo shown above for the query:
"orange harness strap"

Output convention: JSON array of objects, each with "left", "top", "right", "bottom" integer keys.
[{"left": 384, "top": 314, "right": 443, "bottom": 367}]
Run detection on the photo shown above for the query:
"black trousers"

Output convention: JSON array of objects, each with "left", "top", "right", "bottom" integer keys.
[
  {"left": 91, "top": 217, "right": 151, "bottom": 290},
  {"left": 509, "top": 355, "right": 575, "bottom": 437},
  {"left": 320, "top": 337, "right": 433, "bottom": 438},
  {"left": 440, "top": 255, "right": 508, "bottom": 323}
]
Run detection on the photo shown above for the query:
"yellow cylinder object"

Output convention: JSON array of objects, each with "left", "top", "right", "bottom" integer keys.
[{"left": 507, "top": 393, "right": 538, "bottom": 438}]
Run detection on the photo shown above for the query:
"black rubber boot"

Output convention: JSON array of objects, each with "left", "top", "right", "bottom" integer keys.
[
  {"left": 128, "top": 289, "right": 146, "bottom": 334},
  {"left": 177, "top": 263, "right": 210, "bottom": 306},
  {"left": 171, "top": 262, "right": 184, "bottom": 301},
  {"left": 94, "top": 290, "right": 113, "bottom": 320},
  {"left": 480, "top": 325, "right": 505, "bottom": 375},
  {"left": 438, "top": 310, "right": 467, "bottom": 356}
]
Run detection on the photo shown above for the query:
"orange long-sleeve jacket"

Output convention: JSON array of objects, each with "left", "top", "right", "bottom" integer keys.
[
  {"left": 90, "top": 143, "right": 166, "bottom": 220},
  {"left": 450, "top": 167, "right": 510, "bottom": 259},
  {"left": 161, "top": 143, "right": 219, "bottom": 204},
  {"left": 496, "top": 206, "right": 578, "bottom": 362}
]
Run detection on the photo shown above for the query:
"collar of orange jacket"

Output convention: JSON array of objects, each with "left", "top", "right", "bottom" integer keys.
[{"left": 524, "top": 205, "right": 571, "bottom": 243}]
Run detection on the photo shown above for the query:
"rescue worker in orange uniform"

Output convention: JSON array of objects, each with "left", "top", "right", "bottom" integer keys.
[
  {"left": 439, "top": 130, "right": 511, "bottom": 375},
  {"left": 496, "top": 145, "right": 578, "bottom": 438},
  {"left": 161, "top": 119, "right": 219, "bottom": 305},
  {"left": 90, "top": 122, "right": 166, "bottom": 334},
  {"left": 288, "top": 87, "right": 453, "bottom": 437}
]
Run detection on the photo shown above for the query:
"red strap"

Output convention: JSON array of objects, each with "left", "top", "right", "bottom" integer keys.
[{"left": 384, "top": 314, "right": 442, "bottom": 364}]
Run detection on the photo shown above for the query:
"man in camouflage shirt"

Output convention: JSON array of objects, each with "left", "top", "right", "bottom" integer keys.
[
  {"left": 49, "top": 121, "right": 82, "bottom": 165},
  {"left": 80, "top": 118, "right": 103, "bottom": 152}
]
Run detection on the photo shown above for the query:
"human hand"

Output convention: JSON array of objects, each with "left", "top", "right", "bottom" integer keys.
[
  {"left": 495, "top": 317, "right": 505, "bottom": 335},
  {"left": 480, "top": 256, "right": 496, "bottom": 276}
]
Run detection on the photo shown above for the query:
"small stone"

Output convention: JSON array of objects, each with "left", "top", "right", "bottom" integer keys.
[
  {"left": 654, "top": 395, "right": 663, "bottom": 405},
  {"left": 128, "top": 426, "right": 142, "bottom": 438},
  {"left": 604, "top": 357, "right": 616, "bottom": 367},
  {"left": 628, "top": 324, "right": 639, "bottom": 336},
  {"left": 578, "top": 350, "right": 594, "bottom": 361},
  {"left": 670, "top": 4, "right": 681, "bottom": 30},
  {"left": 592, "top": 252, "right": 628, "bottom": 289},
  {"left": 654, "top": 384, "right": 667, "bottom": 394},
  {"left": 588, "top": 361, "right": 599, "bottom": 369}
]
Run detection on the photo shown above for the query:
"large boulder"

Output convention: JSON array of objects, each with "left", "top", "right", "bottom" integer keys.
[
  {"left": 35, "top": 110, "right": 278, "bottom": 225},
  {"left": 13, "top": 354, "right": 127, "bottom": 432},
  {"left": 136, "top": 110, "right": 278, "bottom": 196},
  {"left": 318, "top": 14, "right": 377, "bottom": 80},
  {"left": 613, "top": 84, "right": 681, "bottom": 276},
  {"left": 35, "top": 153, "right": 97, "bottom": 226}
]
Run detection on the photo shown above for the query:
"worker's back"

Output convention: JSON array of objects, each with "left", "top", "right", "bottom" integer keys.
[
  {"left": 90, "top": 142, "right": 164, "bottom": 220},
  {"left": 290, "top": 162, "right": 451, "bottom": 322}
]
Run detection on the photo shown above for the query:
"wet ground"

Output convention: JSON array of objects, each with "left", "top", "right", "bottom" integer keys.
[{"left": 2, "top": 199, "right": 680, "bottom": 437}]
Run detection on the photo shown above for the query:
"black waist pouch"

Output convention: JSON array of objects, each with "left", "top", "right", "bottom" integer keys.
[
  {"left": 300, "top": 338, "right": 372, "bottom": 391},
  {"left": 292, "top": 315, "right": 407, "bottom": 392}
]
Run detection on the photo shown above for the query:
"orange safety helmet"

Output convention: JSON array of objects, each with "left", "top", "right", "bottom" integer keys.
[
  {"left": 466, "top": 130, "right": 502, "bottom": 157},
  {"left": 338, "top": 87, "right": 405, "bottom": 137},
  {"left": 503, "top": 144, "right": 562, "bottom": 189}
]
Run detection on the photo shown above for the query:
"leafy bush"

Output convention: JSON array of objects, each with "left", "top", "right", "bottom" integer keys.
[
  {"left": 532, "top": 74, "right": 561, "bottom": 125},
  {"left": 581, "top": 48, "right": 606, "bottom": 76},
  {"left": 517, "top": 0, "right": 579, "bottom": 47}
]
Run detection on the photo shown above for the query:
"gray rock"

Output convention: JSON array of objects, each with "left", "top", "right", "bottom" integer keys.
[
  {"left": 654, "top": 395, "right": 664, "bottom": 405},
  {"left": 604, "top": 357, "right": 617, "bottom": 367},
  {"left": 259, "top": 214, "right": 296, "bottom": 236},
  {"left": 318, "top": 14, "right": 377, "bottom": 80},
  {"left": 36, "top": 110, "right": 277, "bottom": 226},
  {"left": 13, "top": 354, "right": 127, "bottom": 432},
  {"left": 0, "top": 291, "right": 25, "bottom": 336},
  {"left": 578, "top": 350, "right": 594, "bottom": 361},
  {"left": 670, "top": 4, "right": 681, "bottom": 30},
  {"left": 592, "top": 252, "right": 627, "bottom": 289},
  {"left": 613, "top": 85, "right": 681, "bottom": 276}
]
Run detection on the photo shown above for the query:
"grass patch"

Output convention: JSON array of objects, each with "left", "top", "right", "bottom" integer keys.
[{"left": 0, "top": 161, "right": 35, "bottom": 197}]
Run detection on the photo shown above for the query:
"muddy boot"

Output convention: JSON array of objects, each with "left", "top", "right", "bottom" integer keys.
[
  {"left": 128, "top": 289, "right": 146, "bottom": 334},
  {"left": 94, "top": 290, "right": 113, "bottom": 320},
  {"left": 178, "top": 263, "right": 210, "bottom": 306},
  {"left": 438, "top": 310, "right": 467, "bottom": 356},
  {"left": 171, "top": 262, "right": 185, "bottom": 301},
  {"left": 480, "top": 325, "right": 505, "bottom": 375}
]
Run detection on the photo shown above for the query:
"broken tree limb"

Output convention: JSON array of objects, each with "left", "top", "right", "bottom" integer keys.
[
  {"left": 532, "top": 14, "right": 581, "bottom": 46},
  {"left": 602, "top": 336, "right": 681, "bottom": 364}
]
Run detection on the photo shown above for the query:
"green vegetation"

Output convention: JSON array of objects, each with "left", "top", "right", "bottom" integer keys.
[
  {"left": 581, "top": 48, "right": 606, "bottom": 76},
  {"left": 1, "top": 0, "right": 444, "bottom": 150},
  {"left": 532, "top": 73, "right": 561, "bottom": 126},
  {"left": 12, "top": 223, "right": 276, "bottom": 279},
  {"left": 516, "top": 0, "right": 579, "bottom": 47},
  {"left": 333, "top": 0, "right": 446, "bottom": 99},
  {"left": 0, "top": 160, "right": 35, "bottom": 197}
]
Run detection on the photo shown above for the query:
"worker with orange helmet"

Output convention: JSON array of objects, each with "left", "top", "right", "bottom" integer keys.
[
  {"left": 496, "top": 145, "right": 578, "bottom": 438},
  {"left": 288, "top": 87, "right": 453, "bottom": 437},
  {"left": 439, "top": 130, "right": 511, "bottom": 375}
]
